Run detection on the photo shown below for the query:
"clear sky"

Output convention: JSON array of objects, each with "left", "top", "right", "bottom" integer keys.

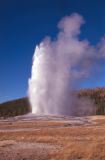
[{"left": 0, "top": 0, "right": 105, "bottom": 103}]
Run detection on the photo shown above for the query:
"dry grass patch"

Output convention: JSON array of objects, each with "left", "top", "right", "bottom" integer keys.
[{"left": 0, "top": 116, "right": 105, "bottom": 160}]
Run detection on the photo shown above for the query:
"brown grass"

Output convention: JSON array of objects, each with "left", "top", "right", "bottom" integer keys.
[{"left": 0, "top": 116, "right": 105, "bottom": 160}]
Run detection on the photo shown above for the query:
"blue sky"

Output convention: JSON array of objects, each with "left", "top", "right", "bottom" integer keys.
[{"left": 0, "top": 0, "right": 105, "bottom": 103}]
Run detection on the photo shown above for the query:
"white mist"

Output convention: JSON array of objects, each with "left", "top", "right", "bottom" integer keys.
[{"left": 28, "top": 13, "right": 105, "bottom": 115}]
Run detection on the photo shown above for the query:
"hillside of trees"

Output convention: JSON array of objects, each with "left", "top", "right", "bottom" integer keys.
[
  {"left": 0, "top": 98, "right": 31, "bottom": 118},
  {"left": 78, "top": 87, "right": 105, "bottom": 115},
  {"left": 0, "top": 87, "right": 105, "bottom": 117}
]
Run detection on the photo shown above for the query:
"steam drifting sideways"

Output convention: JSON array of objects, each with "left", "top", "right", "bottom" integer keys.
[{"left": 28, "top": 13, "right": 105, "bottom": 116}]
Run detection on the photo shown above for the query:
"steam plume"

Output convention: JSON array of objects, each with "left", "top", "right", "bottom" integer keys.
[{"left": 28, "top": 13, "right": 105, "bottom": 115}]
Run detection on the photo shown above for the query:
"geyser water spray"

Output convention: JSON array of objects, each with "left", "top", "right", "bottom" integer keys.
[{"left": 28, "top": 13, "right": 105, "bottom": 115}]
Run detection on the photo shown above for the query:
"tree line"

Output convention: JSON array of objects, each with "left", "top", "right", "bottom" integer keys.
[{"left": 0, "top": 87, "right": 105, "bottom": 117}]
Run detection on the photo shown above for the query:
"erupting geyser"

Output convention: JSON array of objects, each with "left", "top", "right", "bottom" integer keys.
[{"left": 28, "top": 13, "right": 105, "bottom": 115}]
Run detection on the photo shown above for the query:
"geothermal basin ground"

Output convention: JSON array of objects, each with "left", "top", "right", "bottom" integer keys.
[{"left": 0, "top": 114, "right": 105, "bottom": 160}]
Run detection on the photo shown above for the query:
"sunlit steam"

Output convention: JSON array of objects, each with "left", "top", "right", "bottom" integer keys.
[{"left": 28, "top": 13, "right": 105, "bottom": 115}]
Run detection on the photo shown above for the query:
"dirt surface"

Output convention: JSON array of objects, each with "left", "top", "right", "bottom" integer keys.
[{"left": 0, "top": 114, "right": 105, "bottom": 160}]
